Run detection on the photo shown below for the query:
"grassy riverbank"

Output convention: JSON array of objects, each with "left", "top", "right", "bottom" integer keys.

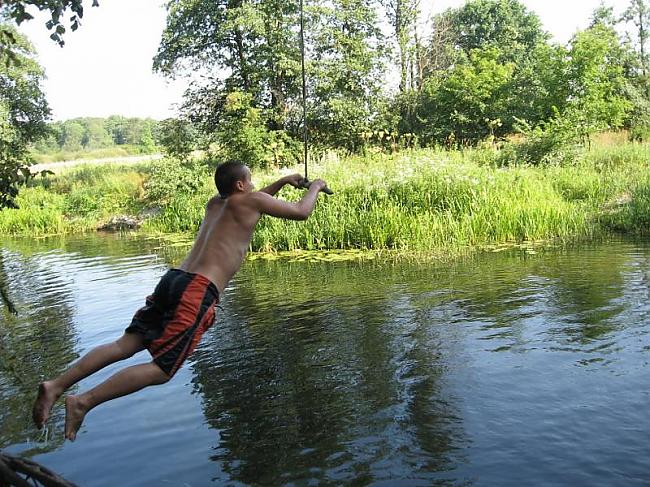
[{"left": 1, "top": 144, "right": 648, "bottom": 252}]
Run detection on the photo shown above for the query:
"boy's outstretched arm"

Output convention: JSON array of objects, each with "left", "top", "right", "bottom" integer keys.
[
  {"left": 251, "top": 179, "right": 327, "bottom": 220},
  {"left": 259, "top": 174, "right": 304, "bottom": 196}
]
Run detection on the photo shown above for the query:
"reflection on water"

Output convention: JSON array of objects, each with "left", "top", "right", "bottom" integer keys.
[{"left": 0, "top": 234, "right": 649, "bottom": 486}]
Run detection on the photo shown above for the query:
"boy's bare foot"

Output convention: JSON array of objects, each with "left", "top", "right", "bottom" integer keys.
[
  {"left": 32, "top": 382, "right": 61, "bottom": 429},
  {"left": 64, "top": 395, "right": 87, "bottom": 441}
]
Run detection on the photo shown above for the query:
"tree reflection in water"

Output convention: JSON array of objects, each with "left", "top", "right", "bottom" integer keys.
[
  {"left": 0, "top": 247, "right": 77, "bottom": 454},
  {"left": 191, "top": 259, "right": 466, "bottom": 485}
]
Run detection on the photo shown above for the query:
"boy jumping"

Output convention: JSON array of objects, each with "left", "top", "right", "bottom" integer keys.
[{"left": 32, "top": 160, "right": 328, "bottom": 441}]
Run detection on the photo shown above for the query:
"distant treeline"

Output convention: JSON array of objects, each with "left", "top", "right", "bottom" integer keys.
[{"left": 31, "top": 116, "right": 162, "bottom": 155}]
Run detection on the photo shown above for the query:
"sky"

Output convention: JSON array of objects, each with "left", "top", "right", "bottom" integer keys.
[{"left": 17, "top": 0, "right": 628, "bottom": 122}]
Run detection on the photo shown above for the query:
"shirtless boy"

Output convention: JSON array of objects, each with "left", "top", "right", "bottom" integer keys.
[{"left": 32, "top": 160, "right": 328, "bottom": 441}]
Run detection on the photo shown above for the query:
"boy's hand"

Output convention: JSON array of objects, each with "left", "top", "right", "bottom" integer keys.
[
  {"left": 284, "top": 174, "right": 305, "bottom": 188},
  {"left": 295, "top": 177, "right": 333, "bottom": 195},
  {"left": 310, "top": 179, "right": 327, "bottom": 192}
]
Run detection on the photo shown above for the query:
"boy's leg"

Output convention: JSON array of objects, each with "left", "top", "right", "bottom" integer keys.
[
  {"left": 33, "top": 332, "right": 146, "bottom": 428},
  {"left": 65, "top": 361, "right": 169, "bottom": 441}
]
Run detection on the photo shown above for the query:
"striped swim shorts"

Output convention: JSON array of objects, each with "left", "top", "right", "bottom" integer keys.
[{"left": 126, "top": 268, "right": 219, "bottom": 376}]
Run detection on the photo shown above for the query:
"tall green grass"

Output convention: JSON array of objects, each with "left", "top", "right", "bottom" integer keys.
[
  {"left": 248, "top": 152, "right": 594, "bottom": 251},
  {"left": 0, "top": 164, "right": 146, "bottom": 236},
  {"left": 1, "top": 145, "right": 648, "bottom": 253}
]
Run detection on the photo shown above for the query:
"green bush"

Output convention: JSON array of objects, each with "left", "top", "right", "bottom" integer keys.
[
  {"left": 215, "top": 91, "right": 301, "bottom": 169},
  {"left": 630, "top": 124, "right": 650, "bottom": 143},
  {"left": 144, "top": 157, "right": 209, "bottom": 205},
  {"left": 497, "top": 114, "right": 584, "bottom": 166}
]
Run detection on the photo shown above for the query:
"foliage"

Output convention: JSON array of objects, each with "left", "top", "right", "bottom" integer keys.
[
  {"left": 381, "top": 0, "right": 420, "bottom": 91},
  {"left": 496, "top": 113, "right": 584, "bottom": 166},
  {"left": 209, "top": 91, "right": 300, "bottom": 168},
  {"left": 155, "top": 0, "right": 387, "bottom": 154},
  {"left": 415, "top": 47, "right": 515, "bottom": 146},
  {"left": 507, "top": 42, "right": 569, "bottom": 127},
  {"left": 410, "top": 0, "right": 558, "bottom": 145},
  {"left": 439, "top": 0, "right": 550, "bottom": 64},
  {"left": 32, "top": 116, "right": 162, "bottom": 157},
  {"left": 157, "top": 118, "right": 196, "bottom": 161},
  {"left": 565, "top": 24, "right": 633, "bottom": 136},
  {"left": 306, "top": 0, "right": 386, "bottom": 151},
  {"left": 0, "top": 24, "right": 51, "bottom": 208},
  {"left": 154, "top": 0, "right": 302, "bottom": 133},
  {"left": 0, "top": 0, "right": 98, "bottom": 47},
  {"left": 143, "top": 157, "right": 209, "bottom": 205},
  {"left": 621, "top": 0, "right": 649, "bottom": 84}
]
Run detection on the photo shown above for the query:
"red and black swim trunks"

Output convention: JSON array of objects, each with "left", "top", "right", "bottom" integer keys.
[{"left": 125, "top": 268, "right": 219, "bottom": 377}]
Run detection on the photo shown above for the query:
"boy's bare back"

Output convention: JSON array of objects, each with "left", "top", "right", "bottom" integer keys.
[{"left": 178, "top": 168, "right": 326, "bottom": 293}]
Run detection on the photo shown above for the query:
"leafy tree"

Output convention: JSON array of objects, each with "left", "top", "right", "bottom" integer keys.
[
  {"left": 60, "top": 120, "right": 84, "bottom": 151},
  {"left": 82, "top": 118, "right": 112, "bottom": 149},
  {"left": 158, "top": 117, "right": 197, "bottom": 161},
  {"left": 0, "top": 24, "right": 50, "bottom": 208},
  {"left": 507, "top": 42, "right": 569, "bottom": 127},
  {"left": 105, "top": 115, "right": 127, "bottom": 145},
  {"left": 622, "top": 0, "right": 649, "bottom": 85},
  {"left": 422, "top": 10, "right": 459, "bottom": 78},
  {"left": 216, "top": 91, "right": 276, "bottom": 167},
  {"left": 155, "top": 0, "right": 386, "bottom": 155},
  {"left": 442, "top": 0, "right": 549, "bottom": 64},
  {"left": 155, "top": 0, "right": 302, "bottom": 133},
  {"left": 406, "top": 0, "right": 555, "bottom": 144},
  {"left": 415, "top": 47, "right": 515, "bottom": 145},
  {"left": 307, "top": 0, "right": 386, "bottom": 150},
  {"left": 565, "top": 23, "right": 632, "bottom": 137}
]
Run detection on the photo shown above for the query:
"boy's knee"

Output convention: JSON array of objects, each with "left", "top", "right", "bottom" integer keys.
[
  {"left": 157, "top": 373, "right": 172, "bottom": 385},
  {"left": 151, "top": 364, "right": 172, "bottom": 384}
]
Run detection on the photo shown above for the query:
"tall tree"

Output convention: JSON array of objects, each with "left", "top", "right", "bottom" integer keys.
[
  {"left": 622, "top": 0, "right": 649, "bottom": 95},
  {"left": 154, "top": 0, "right": 301, "bottom": 134},
  {"left": 442, "top": 0, "right": 549, "bottom": 64},
  {"left": 409, "top": 0, "right": 555, "bottom": 143},
  {"left": 565, "top": 23, "right": 632, "bottom": 136},
  {"left": 307, "top": 0, "right": 386, "bottom": 150},
  {"left": 415, "top": 47, "right": 515, "bottom": 145},
  {"left": 0, "top": 24, "right": 50, "bottom": 208},
  {"left": 155, "top": 0, "right": 386, "bottom": 155},
  {"left": 383, "top": 0, "right": 420, "bottom": 92},
  {"left": 422, "top": 10, "right": 457, "bottom": 79}
]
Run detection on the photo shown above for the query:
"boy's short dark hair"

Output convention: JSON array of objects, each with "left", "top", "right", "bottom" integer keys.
[{"left": 214, "top": 160, "right": 247, "bottom": 197}]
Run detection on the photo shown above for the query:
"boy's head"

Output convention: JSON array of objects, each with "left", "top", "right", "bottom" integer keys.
[{"left": 214, "top": 160, "right": 254, "bottom": 197}]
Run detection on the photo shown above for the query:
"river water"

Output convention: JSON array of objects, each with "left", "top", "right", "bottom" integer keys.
[{"left": 0, "top": 235, "right": 649, "bottom": 486}]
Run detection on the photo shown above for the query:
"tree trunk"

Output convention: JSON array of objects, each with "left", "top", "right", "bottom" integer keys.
[
  {"left": 234, "top": 28, "right": 250, "bottom": 91},
  {"left": 414, "top": 23, "right": 422, "bottom": 90},
  {"left": 638, "top": 6, "right": 649, "bottom": 96}
]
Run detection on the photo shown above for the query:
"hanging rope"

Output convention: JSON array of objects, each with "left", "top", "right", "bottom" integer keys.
[
  {"left": 299, "top": 0, "right": 309, "bottom": 182},
  {"left": 298, "top": 0, "right": 333, "bottom": 195}
]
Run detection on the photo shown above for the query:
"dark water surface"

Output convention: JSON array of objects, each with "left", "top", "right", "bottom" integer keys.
[{"left": 0, "top": 235, "right": 649, "bottom": 486}]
